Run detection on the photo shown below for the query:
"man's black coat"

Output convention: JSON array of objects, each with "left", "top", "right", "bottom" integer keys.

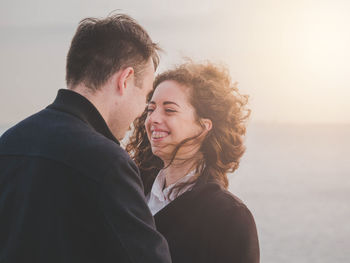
[{"left": 0, "top": 89, "right": 171, "bottom": 263}]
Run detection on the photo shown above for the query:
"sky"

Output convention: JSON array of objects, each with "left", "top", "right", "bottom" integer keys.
[{"left": 1, "top": 0, "right": 350, "bottom": 125}]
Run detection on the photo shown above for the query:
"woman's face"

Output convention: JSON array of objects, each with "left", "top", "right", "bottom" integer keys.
[{"left": 145, "top": 80, "right": 203, "bottom": 161}]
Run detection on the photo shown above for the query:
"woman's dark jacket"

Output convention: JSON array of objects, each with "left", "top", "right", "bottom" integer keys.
[{"left": 153, "top": 179, "right": 260, "bottom": 263}]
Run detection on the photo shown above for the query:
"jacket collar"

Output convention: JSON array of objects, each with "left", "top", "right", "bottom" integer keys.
[{"left": 47, "top": 89, "right": 120, "bottom": 145}]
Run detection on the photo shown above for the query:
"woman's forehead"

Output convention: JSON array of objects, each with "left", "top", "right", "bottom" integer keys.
[{"left": 152, "top": 80, "right": 190, "bottom": 103}]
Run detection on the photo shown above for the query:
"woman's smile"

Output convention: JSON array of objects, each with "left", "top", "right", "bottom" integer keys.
[{"left": 151, "top": 128, "right": 170, "bottom": 141}]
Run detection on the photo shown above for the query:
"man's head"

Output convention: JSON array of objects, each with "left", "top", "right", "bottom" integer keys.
[
  {"left": 66, "top": 13, "right": 159, "bottom": 90},
  {"left": 65, "top": 14, "right": 160, "bottom": 140}
]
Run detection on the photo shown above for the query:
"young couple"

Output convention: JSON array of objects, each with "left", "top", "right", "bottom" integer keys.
[{"left": 0, "top": 13, "right": 259, "bottom": 263}]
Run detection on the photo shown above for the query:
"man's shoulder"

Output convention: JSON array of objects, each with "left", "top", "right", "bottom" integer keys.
[
  {"left": 74, "top": 131, "right": 132, "bottom": 167},
  {"left": 0, "top": 108, "right": 136, "bottom": 179}
]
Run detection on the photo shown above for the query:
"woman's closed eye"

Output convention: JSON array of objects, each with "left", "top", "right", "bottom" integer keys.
[{"left": 146, "top": 107, "right": 177, "bottom": 114}]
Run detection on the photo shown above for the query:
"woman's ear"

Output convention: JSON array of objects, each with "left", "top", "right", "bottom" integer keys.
[{"left": 201, "top": 118, "right": 212, "bottom": 132}]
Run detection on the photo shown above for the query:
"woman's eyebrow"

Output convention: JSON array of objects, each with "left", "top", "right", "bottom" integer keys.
[{"left": 163, "top": 101, "right": 180, "bottom": 107}]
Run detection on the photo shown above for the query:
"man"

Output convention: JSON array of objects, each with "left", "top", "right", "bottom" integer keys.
[{"left": 0, "top": 14, "right": 171, "bottom": 263}]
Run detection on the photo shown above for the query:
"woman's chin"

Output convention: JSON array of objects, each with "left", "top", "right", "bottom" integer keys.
[
  {"left": 151, "top": 146, "right": 170, "bottom": 160},
  {"left": 151, "top": 148, "right": 164, "bottom": 158}
]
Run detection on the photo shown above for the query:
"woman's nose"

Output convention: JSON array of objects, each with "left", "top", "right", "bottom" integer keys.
[{"left": 148, "top": 109, "right": 162, "bottom": 124}]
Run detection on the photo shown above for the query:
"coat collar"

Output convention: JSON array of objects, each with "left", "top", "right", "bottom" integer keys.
[{"left": 47, "top": 89, "right": 120, "bottom": 145}]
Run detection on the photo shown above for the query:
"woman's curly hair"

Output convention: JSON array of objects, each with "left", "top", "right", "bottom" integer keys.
[{"left": 126, "top": 61, "right": 250, "bottom": 194}]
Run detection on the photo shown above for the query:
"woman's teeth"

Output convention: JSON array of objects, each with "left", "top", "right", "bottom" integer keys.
[{"left": 152, "top": 131, "right": 168, "bottom": 139}]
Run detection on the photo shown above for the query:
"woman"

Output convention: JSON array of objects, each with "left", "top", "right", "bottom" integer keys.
[{"left": 126, "top": 61, "right": 259, "bottom": 263}]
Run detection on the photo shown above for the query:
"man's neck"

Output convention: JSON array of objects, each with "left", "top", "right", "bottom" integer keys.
[
  {"left": 68, "top": 86, "right": 108, "bottom": 118},
  {"left": 68, "top": 86, "right": 120, "bottom": 138}
]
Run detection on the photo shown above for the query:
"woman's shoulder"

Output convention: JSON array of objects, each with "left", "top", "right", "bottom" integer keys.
[
  {"left": 206, "top": 185, "right": 260, "bottom": 262},
  {"left": 193, "top": 182, "right": 259, "bottom": 260},
  {"left": 197, "top": 182, "right": 249, "bottom": 212},
  {"left": 194, "top": 182, "right": 256, "bottom": 226}
]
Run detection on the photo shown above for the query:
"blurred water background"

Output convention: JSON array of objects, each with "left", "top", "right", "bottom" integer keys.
[
  {"left": 230, "top": 122, "right": 350, "bottom": 263},
  {"left": 1, "top": 122, "right": 349, "bottom": 262}
]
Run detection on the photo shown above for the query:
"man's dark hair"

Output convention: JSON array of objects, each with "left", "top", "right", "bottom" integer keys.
[{"left": 66, "top": 13, "right": 160, "bottom": 91}]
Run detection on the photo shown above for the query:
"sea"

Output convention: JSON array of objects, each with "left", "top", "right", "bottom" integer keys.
[{"left": 1, "top": 122, "right": 349, "bottom": 263}]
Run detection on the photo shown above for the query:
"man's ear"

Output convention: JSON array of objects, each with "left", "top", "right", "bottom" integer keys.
[
  {"left": 116, "top": 67, "right": 134, "bottom": 95},
  {"left": 201, "top": 118, "right": 213, "bottom": 132}
]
